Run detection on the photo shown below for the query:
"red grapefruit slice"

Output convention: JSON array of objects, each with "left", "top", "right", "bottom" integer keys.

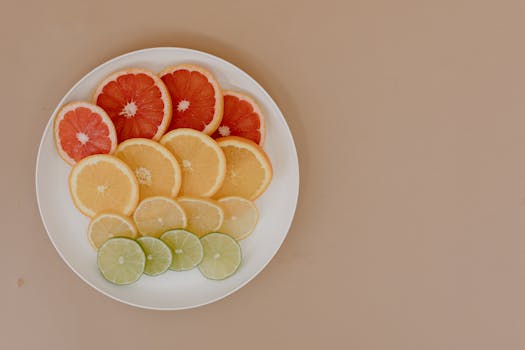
[
  {"left": 212, "top": 91, "right": 266, "bottom": 145},
  {"left": 93, "top": 68, "right": 172, "bottom": 142},
  {"left": 159, "top": 64, "right": 223, "bottom": 135},
  {"left": 54, "top": 101, "right": 117, "bottom": 165}
]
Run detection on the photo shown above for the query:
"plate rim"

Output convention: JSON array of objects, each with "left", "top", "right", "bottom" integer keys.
[{"left": 35, "top": 47, "right": 300, "bottom": 310}]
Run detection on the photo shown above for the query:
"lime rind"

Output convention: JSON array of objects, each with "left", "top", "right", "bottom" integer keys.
[
  {"left": 136, "top": 236, "right": 173, "bottom": 276},
  {"left": 161, "top": 229, "right": 204, "bottom": 271},
  {"left": 198, "top": 232, "right": 242, "bottom": 280},
  {"left": 97, "top": 238, "right": 145, "bottom": 285}
]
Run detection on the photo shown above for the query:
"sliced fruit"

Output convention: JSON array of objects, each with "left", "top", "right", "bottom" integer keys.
[
  {"left": 212, "top": 91, "right": 265, "bottom": 145},
  {"left": 160, "top": 128, "right": 226, "bottom": 197},
  {"left": 159, "top": 64, "right": 223, "bottom": 134},
  {"left": 136, "top": 236, "right": 172, "bottom": 276},
  {"left": 160, "top": 230, "right": 203, "bottom": 271},
  {"left": 93, "top": 68, "right": 172, "bottom": 142},
  {"left": 88, "top": 213, "right": 137, "bottom": 249},
  {"left": 69, "top": 154, "right": 139, "bottom": 217},
  {"left": 199, "top": 233, "right": 241, "bottom": 280},
  {"left": 213, "top": 136, "right": 273, "bottom": 200},
  {"left": 217, "top": 197, "right": 258, "bottom": 240},
  {"left": 115, "top": 138, "right": 181, "bottom": 200},
  {"left": 97, "top": 238, "right": 145, "bottom": 285},
  {"left": 177, "top": 197, "right": 223, "bottom": 237},
  {"left": 133, "top": 196, "right": 187, "bottom": 238},
  {"left": 54, "top": 101, "right": 117, "bottom": 165}
]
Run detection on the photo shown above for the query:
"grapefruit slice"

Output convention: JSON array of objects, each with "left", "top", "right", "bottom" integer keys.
[
  {"left": 93, "top": 68, "right": 172, "bottom": 142},
  {"left": 159, "top": 64, "right": 223, "bottom": 134},
  {"left": 213, "top": 136, "right": 273, "bottom": 200},
  {"left": 212, "top": 91, "right": 266, "bottom": 145},
  {"left": 54, "top": 101, "right": 117, "bottom": 165}
]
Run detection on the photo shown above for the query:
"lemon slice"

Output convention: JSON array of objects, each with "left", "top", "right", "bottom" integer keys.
[
  {"left": 199, "top": 233, "right": 241, "bottom": 280},
  {"left": 177, "top": 197, "right": 223, "bottom": 237},
  {"left": 160, "top": 128, "right": 226, "bottom": 197},
  {"left": 88, "top": 213, "right": 138, "bottom": 249},
  {"left": 136, "top": 236, "right": 172, "bottom": 276},
  {"left": 69, "top": 154, "right": 139, "bottom": 217},
  {"left": 217, "top": 197, "right": 258, "bottom": 240},
  {"left": 133, "top": 196, "right": 187, "bottom": 238},
  {"left": 97, "top": 238, "right": 145, "bottom": 285},
  {"left": 160, "top": 230, "right": 203, "bottom": 271},
  {"left": 115, "top": 138, "right": 181, "bottom": 200}
]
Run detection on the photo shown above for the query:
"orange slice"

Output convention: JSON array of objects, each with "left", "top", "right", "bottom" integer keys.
[
  {"left": 54, "top": 101, "right": 117, "bottom": 165},
  {"left": 212, "top": 91, "right": 266, "bottom": 145},
  {"left": 69, "top": 155, "right": 139, "bottom": 217},
  {"left": 114, "top": 138, "right": 181, "bottom": 200},
  {"left": 159, "top": 64, "right": 223, "bottom": 134},
  {"left": 160, "top": 128, "right": 226, "bottom": 197},
  {"left": 133, "top": 196, "right": 187, "bottom": 238},
  {"left": 177, "top": 197, "right": 223, "bottom": 237},
  {"left": 88, "top": 213, "right": 137, "bottom": 249},
  {"left": 213, "top": 136, "right": 273, "bottom": 200},
  {"left": 93, "top": 68, "right": 172, "bottom": 142},
  {"left": 217, "top": 196, "right": 259, "bottom": 240}
]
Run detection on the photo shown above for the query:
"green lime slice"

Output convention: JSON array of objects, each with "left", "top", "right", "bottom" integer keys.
[
  {"left": 199, "top": 233, "right": 241, "bottom": 280},
  {"left": 160, "top": 229, "right": 203, "bottom": 271},
  {"left": 97, "top": 238, "right": 145, "bottom": 285},
  {"left": 136, "top": 236, "right": 172, "bottom": 276}
]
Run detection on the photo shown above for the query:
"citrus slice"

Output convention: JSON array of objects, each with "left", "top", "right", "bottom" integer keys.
[
  {"left": 97, "top": 238, "right": 145, "bottom": 285},
  {"left": 177, "top": 197, "right": 223, "bottom": 237},
  {"left": 159, "top": 64, "right": 223, "bottom": 134},
  {"left": 133, "top": 196, "right": 187, "bottom": 238},
  {"left": 213, "top": 136, "right": 273, "bottom": 200},
  {"left": 54, "top": 101, "right": 117, "bottom": 165},
  {"left": 69, "top": 155, "right": 139, "bottom": 217},
  {"left": 93, "top": 68, "right": 172, "bottom": 142},
  {"left": 217, "top": 197, "right": 259, "bottom": 240},
  {"left": 88, "top": 213, "right": 138, "bottom": 249},
  {"left": 136, "top": 236, "right": 172, "bottom": 276},
  {"left": 160, "top": 128, "right": 226, "bottom": 197},
  {"left": 212, "top": 91, "right": 266, "bottom": 145},
  {"left": 199, "top": 233, "right": 241, "bottom": 280},
  {"left": 160, "top": 230, "right": 203, "bottom": 271},
  {"left": 115, "top": 138, "right": 181, "bottom": 200}
]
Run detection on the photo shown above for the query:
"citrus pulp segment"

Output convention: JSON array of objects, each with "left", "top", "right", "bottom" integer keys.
[
  {"left": 69, "top": 154, "right": 139, "bottom": 217},
  {"left": 159, "top": 64, "right": 223, "bottom": 134},
  {"left": 160, "top": 128, "right": 226, "bottom": 197},
  {"left": 93, "top": 68, "right": 172, "bottom": 142},
  {"left": 54, "top": 101, "right": 117, "bottom": 165}
]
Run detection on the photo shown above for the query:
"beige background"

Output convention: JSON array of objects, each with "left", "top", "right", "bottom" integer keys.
[{"left": 3, "top": 0, "right": 525, "bottom": 348}]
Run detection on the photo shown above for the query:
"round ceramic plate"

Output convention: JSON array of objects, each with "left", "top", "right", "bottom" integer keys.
[{"left": 35, "top": 47, "right": 299, "bottom": 310}]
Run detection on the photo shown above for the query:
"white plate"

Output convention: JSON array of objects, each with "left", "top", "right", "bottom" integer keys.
[{"left": 35, "top": 47, "right": 299, "bottom": 310}]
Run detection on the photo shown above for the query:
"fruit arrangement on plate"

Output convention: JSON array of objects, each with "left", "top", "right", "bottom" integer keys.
[{"left": 53, "top": 64, "right": 272, "bottom": 284}]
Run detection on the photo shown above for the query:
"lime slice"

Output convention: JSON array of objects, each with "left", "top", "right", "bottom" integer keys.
[
  {"left": 136, "top": 236, "right": 172, "bottom": 276},
  {"left": 160, "top": 230, "right": 203, "bottom": 271},
  {"left": 199, "top": 233, "right": 241, "bottom": 280},
  {"left": 97, "top": 238, "right": 145, "bottom": 285}
]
